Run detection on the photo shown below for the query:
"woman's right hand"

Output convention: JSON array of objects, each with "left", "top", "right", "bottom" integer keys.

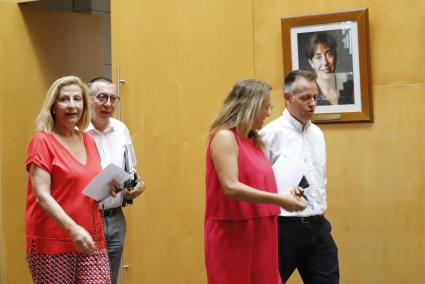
[
  {"left": 69, "top": 224, "right": 96, "bottom": 255},
  {"left": 278, "top": 193, "right": 307, "bottom": 212}
]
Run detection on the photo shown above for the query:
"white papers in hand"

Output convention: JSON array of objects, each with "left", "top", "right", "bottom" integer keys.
[
  {"left": 83, "top": 163, "right": 131, "bottom": 201},
  {"left": 272, "top": 157, "right": 304, "bottom": 195}
]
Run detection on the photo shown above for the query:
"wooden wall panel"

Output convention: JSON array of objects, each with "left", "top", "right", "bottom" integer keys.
[
  {"left": 0, "top": 3, "right": 103, "bottom": 283},
  {"left": 111, "top": 0, "right": 425, "bottom": 283},
  {"left": 254, "top": 1, "right": 425, "bottom": 283},
  {"left": 253, "top": 0, "right": 425, "bottom": 89},
  {"left": 111, "top": 0, "right": 254, "bottom": 283}
]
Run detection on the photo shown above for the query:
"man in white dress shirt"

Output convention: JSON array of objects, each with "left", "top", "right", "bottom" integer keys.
[
  {"left": 260, "top": 70, "right": 339, "bottom": 283},
  {"left": 87, "top": 77, "right": 145, "bottom": 284}
]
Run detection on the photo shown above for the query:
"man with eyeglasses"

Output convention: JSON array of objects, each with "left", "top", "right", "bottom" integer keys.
[{"left": 87, "top": 77, "right": 145, "bottom": 284}]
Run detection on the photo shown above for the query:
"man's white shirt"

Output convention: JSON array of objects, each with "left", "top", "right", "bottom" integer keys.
[
  {"left": 87, "top": 118, "right": 135, "bottom": 210},
  {"left": 260, "top": 109, "right": 327, "bottom": 217}
]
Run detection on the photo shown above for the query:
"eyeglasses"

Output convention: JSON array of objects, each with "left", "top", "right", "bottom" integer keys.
[{"left": 95, "top": 93, "right": 120, "bottom": 105}]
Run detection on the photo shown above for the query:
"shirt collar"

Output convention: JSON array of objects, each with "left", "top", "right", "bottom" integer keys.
[
  {"left": 283, "top": 108, "right": 312, "bottom": 132},
  {"left": 87, "top": 120, "right": 115, "bottom": 134}
]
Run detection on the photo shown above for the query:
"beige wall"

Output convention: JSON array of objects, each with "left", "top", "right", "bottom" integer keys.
[
  {"left": 1, "top": 0, "right": 425, "bottom": 283},
  {"left": 271, "top": 2, "right": 424, "bottom": 283},
  {"left": 253, "top": 1, "right": 425, "bottom": 283},
  {"left": 0, "top": 2, "right": 103, "bottom": 283},
  {"left": 111, "top": 0, "right": 425, "bottom": 284},
  {"left": 111, "top": 1, "right": 255, "bottom": 282}
]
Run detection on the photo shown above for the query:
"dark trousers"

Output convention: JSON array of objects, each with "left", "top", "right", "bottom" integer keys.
[{"left": 277, "top": 216, "right": 339, "bottom": 284}]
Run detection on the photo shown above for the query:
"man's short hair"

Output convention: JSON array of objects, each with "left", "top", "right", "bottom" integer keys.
[
  {"left": 89, "top": 77, "right": 112, "bottom": 84},
  {"left": 284, "top": 70, "right": 317, "bottom": 95},
  {"left": 88, "top": 77, "right": 113, "bottom": 95}
]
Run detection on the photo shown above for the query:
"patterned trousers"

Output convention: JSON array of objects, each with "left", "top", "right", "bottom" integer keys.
[{"left": 26, "top": 248, "right": 111, "bottom": 284}]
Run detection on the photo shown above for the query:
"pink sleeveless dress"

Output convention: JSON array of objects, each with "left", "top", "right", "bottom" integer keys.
[{"left": 205, "top": 130, "right": 282, "bottom": 284}]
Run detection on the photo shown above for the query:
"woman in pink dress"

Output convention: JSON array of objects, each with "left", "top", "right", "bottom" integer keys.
[
  {"left": 25, "top": 76, "right": 112, "bottom": 283},
  {"left": 205, "top": 79, "right": 307, "bottom": 284}
]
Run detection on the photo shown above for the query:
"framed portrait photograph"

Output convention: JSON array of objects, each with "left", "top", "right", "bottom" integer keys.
[{"left": 281, "top": 8, "right": 372, "bottom": 123}]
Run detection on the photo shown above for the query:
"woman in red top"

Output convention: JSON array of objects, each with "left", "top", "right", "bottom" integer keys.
[
  {"left": 25, "top": 76, "right": 111, "bottom": 283},
  {"left": 205, "top": 79, "right": 307, "bottom": 284}
]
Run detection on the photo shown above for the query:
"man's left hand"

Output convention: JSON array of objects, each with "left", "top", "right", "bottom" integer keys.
[{"left": 123, "top": 180, "right": 145, "bottom": 200}]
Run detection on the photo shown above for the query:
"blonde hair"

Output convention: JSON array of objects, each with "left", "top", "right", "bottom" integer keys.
[
  {"left": 209, "top": 79, "right": 271, "bottom": 148},
  {"left": 36, "top": 76, "right": 90, "bottom": 132}
]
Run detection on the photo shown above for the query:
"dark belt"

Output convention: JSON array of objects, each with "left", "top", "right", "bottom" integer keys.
[
  {"left": 278, "top": 215, "right": 324, "bottom": 224},
  {"left": 100, "top": 207, "right": 121, "bottom": 217}
]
